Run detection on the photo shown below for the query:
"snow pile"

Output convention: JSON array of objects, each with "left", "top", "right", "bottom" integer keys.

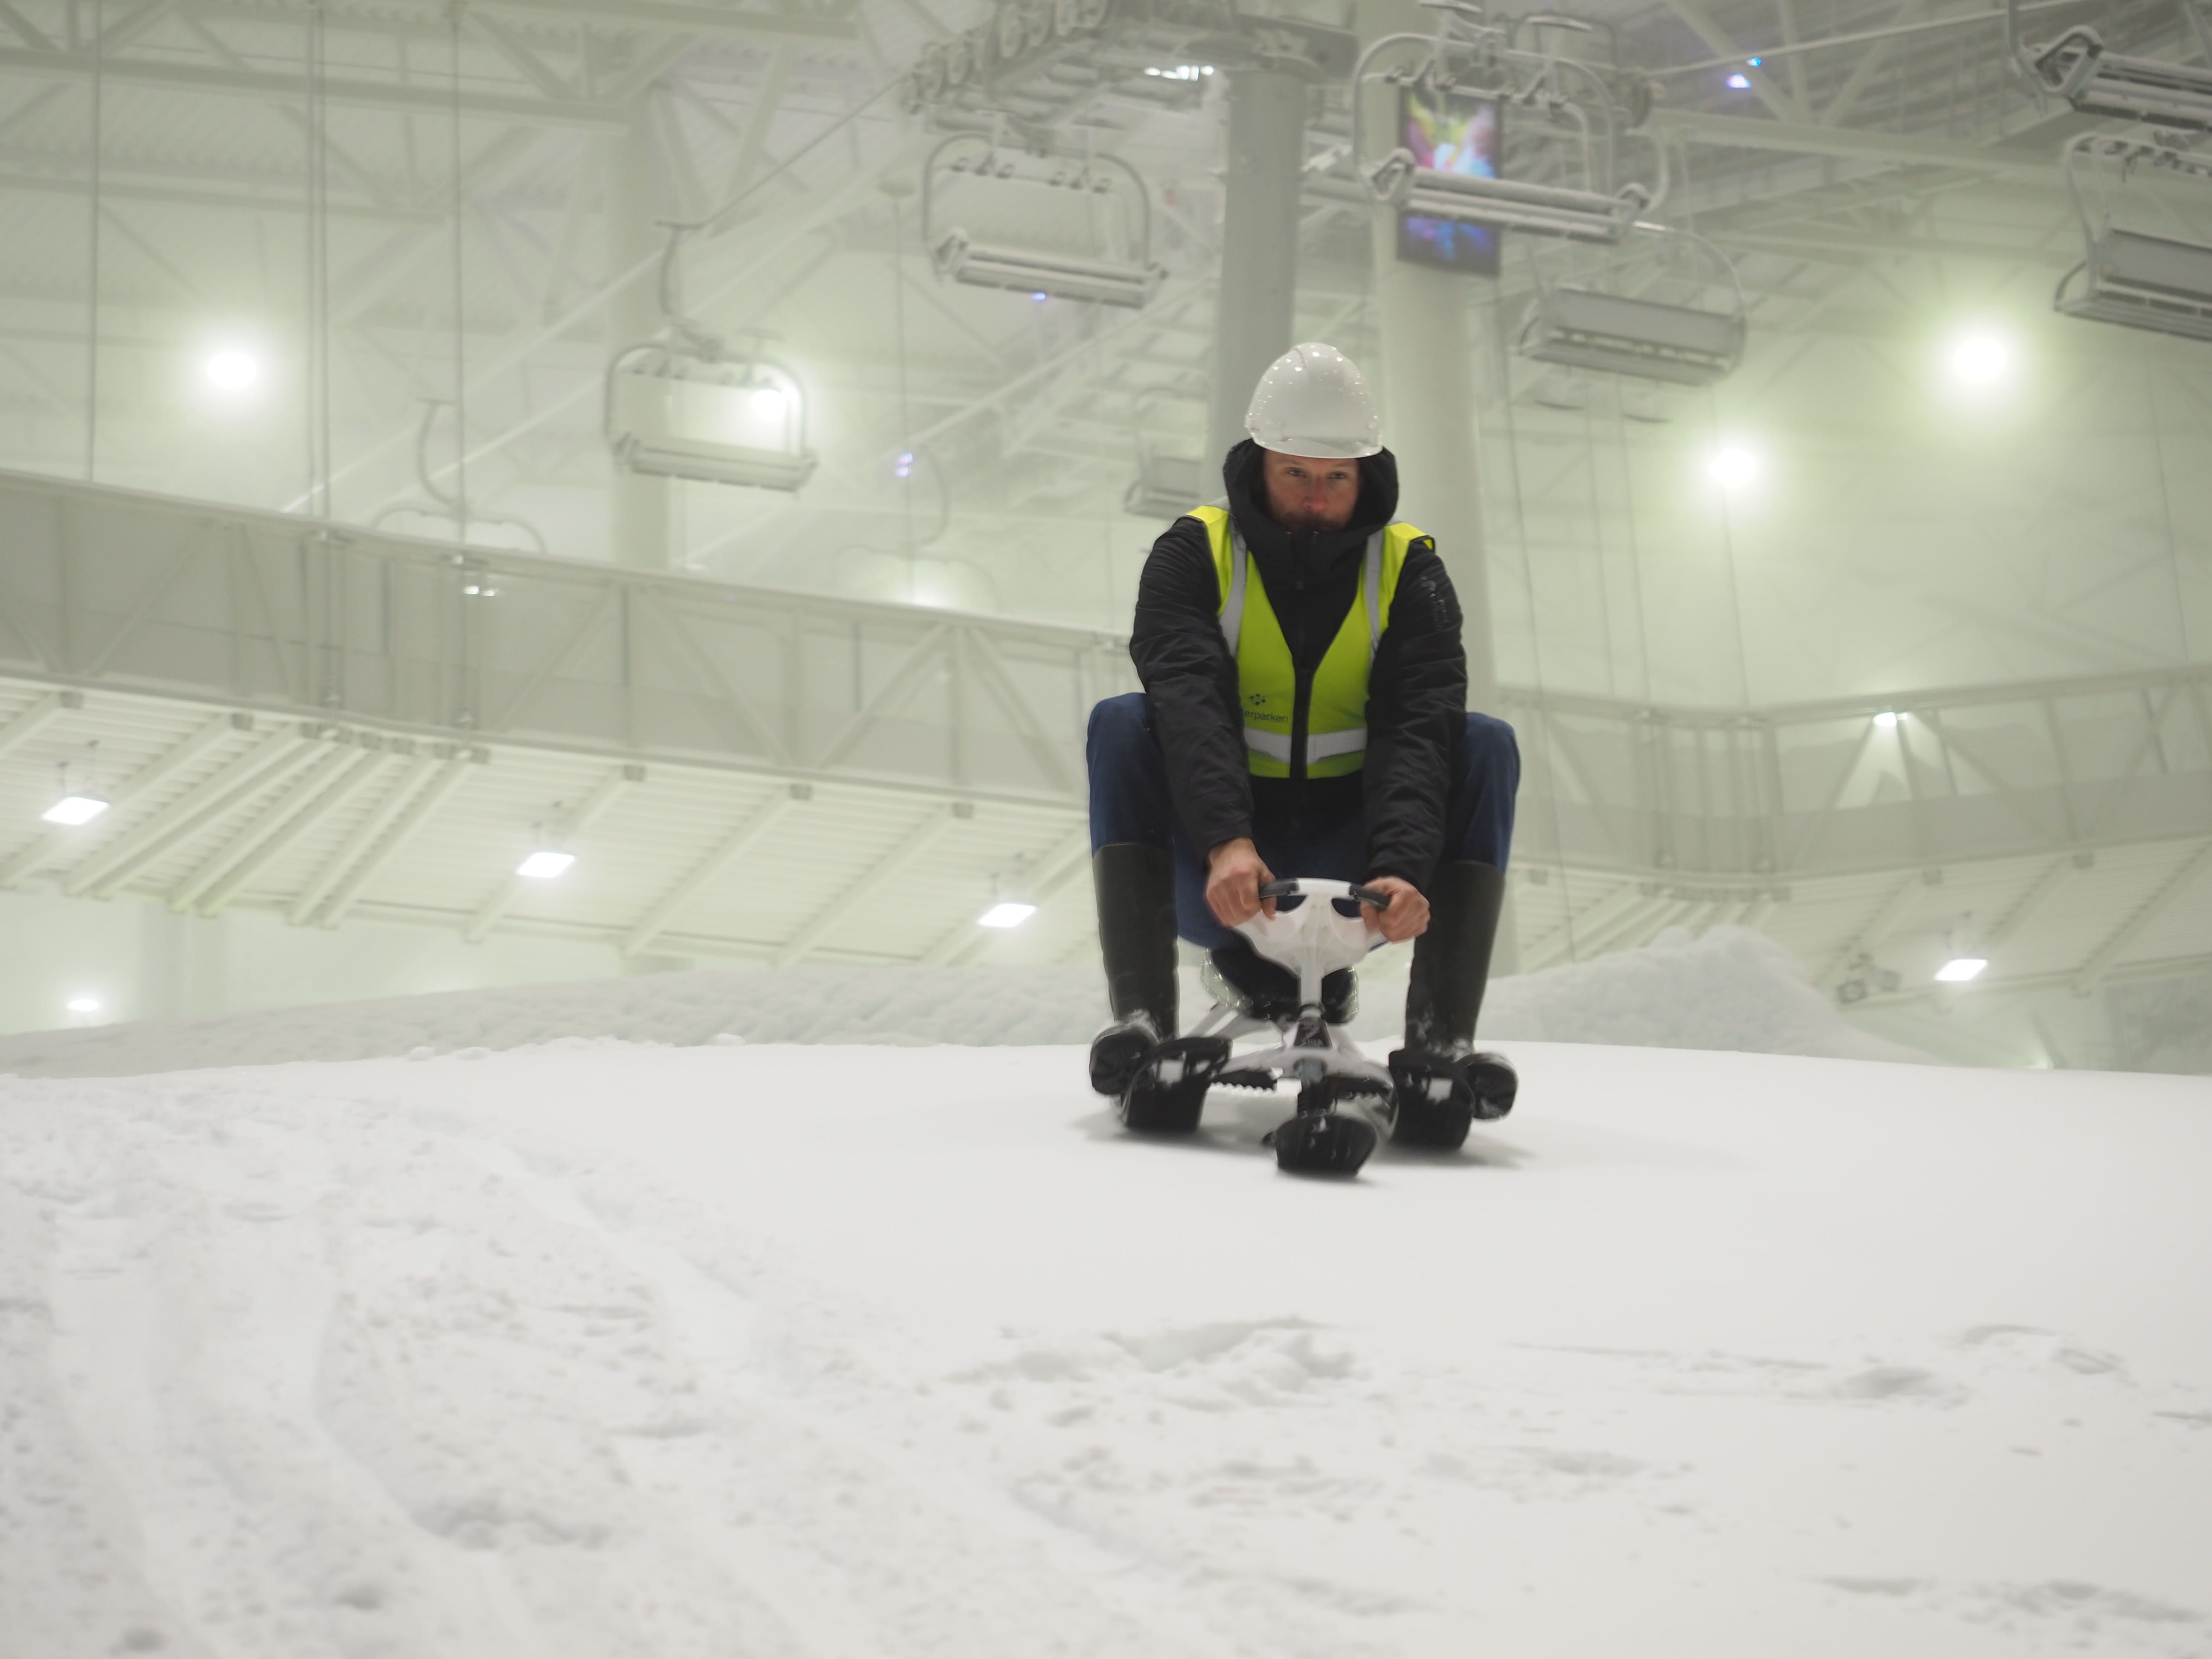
[
  {"left": 3, "top": 1039, "right": 2207, "bottom": 1657},
  {"left": 0, "top": 963, "right": 1097, "bottom": 1078},
  {"left": 1477, "top": 926, "right": 1928, "bottom": 1062},
  {"left": 0, "top": 926, "right": 1920, "bottom": 1078}
]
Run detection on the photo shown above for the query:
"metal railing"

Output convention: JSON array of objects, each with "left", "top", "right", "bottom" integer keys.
[{"left": 3, "top": 467, "right": 2206, "bottom": 883}]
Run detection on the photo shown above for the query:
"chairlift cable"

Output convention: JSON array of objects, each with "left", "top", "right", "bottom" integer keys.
[
  {"left": 450, "top": 2, "right": 468, "bottom": 538},
  {"left": 86, "top": 0, "right": 102, "bottom": 483},
  {"left": 1653, "top": 0, "right": 2093, "bottom": 78}
]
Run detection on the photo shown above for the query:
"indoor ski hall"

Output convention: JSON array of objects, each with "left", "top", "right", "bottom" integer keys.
[{"left": 0, "top": 0, "right": 2207, "bottom": 1651}]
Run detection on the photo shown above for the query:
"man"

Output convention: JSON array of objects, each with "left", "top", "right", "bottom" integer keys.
[{"left": 1085, "top": 342, "right": 1520, "bottom": 1150}]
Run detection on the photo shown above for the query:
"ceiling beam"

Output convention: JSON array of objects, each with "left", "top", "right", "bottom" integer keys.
[
  {"left": 0, "top": 44, "right": 630, "bottom": 130},
  {"left": 1655, "top": 109, "right": 2065, "bottom": 177},
  {"left": 1658, "top": 0, "right": 1811, "bottom": 123},
  {"left": 468, "top": 0, "right": 856, "bottom": 44}
]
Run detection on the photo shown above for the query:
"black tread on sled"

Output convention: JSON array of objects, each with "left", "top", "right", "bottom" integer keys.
[
  {"left": 1117, "top": 1036, "right": 1232, "bottom": 1134},
  {"left": 1386, "top": 1048, "right": 1519, "bottom": 1150}
]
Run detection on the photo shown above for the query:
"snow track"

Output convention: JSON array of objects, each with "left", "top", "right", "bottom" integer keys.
[{"left": 4, "top": 1040, "right": 2208, "bottom": 1657}]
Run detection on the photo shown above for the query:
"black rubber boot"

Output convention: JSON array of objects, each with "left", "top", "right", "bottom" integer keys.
[
  {"left": 1389, "top": 861, "right": 1518, "bottom": 1147},
  {"left": 1088, "top": 843, "right": 1180, "bottom": 1097}
]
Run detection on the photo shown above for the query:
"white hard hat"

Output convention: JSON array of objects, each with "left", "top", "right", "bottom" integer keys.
[{"left": 1243, "top": 342, "right": 1381, "bottom": 460}]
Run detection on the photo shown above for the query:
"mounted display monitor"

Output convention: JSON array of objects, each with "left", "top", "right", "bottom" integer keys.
[{"left": 1396, "top": 84, "right": 1503, "bottom": 276}]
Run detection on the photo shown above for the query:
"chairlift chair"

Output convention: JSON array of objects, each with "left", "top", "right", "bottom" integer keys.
[
  {"left": 2007, "top": 0, "right": 2212, "bottom": 130},
  {"left": 604, "top": 227, "right": 820, "bottom": 492},
  {"left": 1517, "top": 229, "right": 1748, "bottom": 384},
  {"left": 1124, "top": 454, "right": 1206, "bottom": 518},
  {"left": 2053, "top": 131, "right": 2212, "bottom": 343},
  {"left": 369, "top": 400, "right": 549, "bottom": 551},
  {"left": 1121, "top": 390, "right": 1207, "bottom": 517},
  {"left": 1353, "top": 5, "right": 1665, "bottom": 247},
  {"left": 923, "top": 134, "right": 1165, "bottom": 307}
]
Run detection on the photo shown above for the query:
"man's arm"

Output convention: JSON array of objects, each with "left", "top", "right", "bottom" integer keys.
[
  {"left": 1129, "top": 517, "right": 1254, "bottom": 859},
  {"left": 1362, "top": 541, "right": 1468, "bottom": 888}
]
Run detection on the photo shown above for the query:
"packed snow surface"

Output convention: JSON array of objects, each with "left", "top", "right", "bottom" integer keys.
[
  {"left": 5, "top": 1036, "right": 2207, "bottom": 1657},
  {"left": 0, "top": 926, "right": 1920, "bottom": 1076}
]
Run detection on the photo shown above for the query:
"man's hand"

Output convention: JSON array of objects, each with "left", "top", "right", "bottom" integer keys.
[
  {"left": 1206, "top": 838, "right": 1275, "bottom": 928},
  {"left": 1359, "top": 875, "right": 1429, "bottom": 943}
]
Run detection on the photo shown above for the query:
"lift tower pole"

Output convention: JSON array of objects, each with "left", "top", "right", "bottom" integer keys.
[
  {"left": 608, "top": 101, "right": 673, "bottom": 570},
  {"left": 1356, "top": 0, "right": 1499, "bottom": 719},
  {"left": 1206, "top": 65, "right": 1308, "bottom": 478}
]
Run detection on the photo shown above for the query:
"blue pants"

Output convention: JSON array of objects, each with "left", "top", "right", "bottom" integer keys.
[{"left": 1086, "top": 692, "right": 1519, "bottom": 951}]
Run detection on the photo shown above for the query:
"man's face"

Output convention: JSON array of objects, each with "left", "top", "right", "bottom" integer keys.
[{"left": 1260, "top": 449, "right": 1361, "bottom": 533}]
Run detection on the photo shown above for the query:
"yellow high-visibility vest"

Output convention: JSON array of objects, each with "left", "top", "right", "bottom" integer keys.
[{"left": 1190, "top": 504, "right": 1421, "bottom": 779}]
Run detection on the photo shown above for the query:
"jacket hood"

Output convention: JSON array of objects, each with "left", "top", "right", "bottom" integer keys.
[{"left": 1220, "top": 439, "right": 1400, "bottom": 571}]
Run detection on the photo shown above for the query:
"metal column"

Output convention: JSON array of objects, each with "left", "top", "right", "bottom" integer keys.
[
  {"left": 1357, "top": 0, "right": 1498, "bottom": 717},
  {"left": 1358, "top": 0, "right": 1512, "bottom": 966},
  {"left": 1206, "top": 67, "right": 1307, "bottom": 477},
  {"left": 608, "top": 103, "right": 672, "bottom": 570}
]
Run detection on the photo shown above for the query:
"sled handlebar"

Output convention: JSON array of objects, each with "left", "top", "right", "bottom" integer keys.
[{"left": 1258, "top": 879, "right": 1393, "bottom": 908}]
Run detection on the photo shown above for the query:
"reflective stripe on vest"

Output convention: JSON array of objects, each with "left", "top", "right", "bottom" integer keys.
[{"left": 1191, "top": 505, "right": 1417, "bottom": 779}]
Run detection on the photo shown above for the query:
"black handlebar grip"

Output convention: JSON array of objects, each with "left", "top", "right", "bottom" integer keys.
[
  {"left": 1350, "top": 884, "right": 1392, "bottom": 908},
  {"left": 1257, "top": 880, "right": 1300, "bottom": 899}
]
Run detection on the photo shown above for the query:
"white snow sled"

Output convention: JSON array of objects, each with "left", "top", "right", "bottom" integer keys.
[{"left": 1122, "top": 878, "right": 1399, "bottom": 1176}]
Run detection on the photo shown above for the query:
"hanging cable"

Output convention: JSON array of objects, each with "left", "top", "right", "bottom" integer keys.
[
  {"left": 890, "top": 191, "right": 916, "bottom": 593},
  {"left": 1490, "top": 277, "right": 1580, "bottom": 964},
  {"left": 85, "top": 0, "right": 104, "bottom": 482},
  {"left": 306, "top": 0, "right": 332, "bottom": 516},
  {"left": 2145, "top": 340, "right": 2194, "bottom": 664},
  {"left": 449, "top": 1, "right": 469, "bottom": 540}
]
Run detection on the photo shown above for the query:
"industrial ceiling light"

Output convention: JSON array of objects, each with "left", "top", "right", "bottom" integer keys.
[
  {"left": 66, "top": 996, "right": 101, "bottom": 1014},
  {"left": 1725, "top": 73, "right": 1751, "bottom": 89},
  {"left": 1708, "top": 445, "right": 1758, "bottom": 489},
  {"left": 978, "top": 900, "right": 1037, "bottom": 928},
  {"left": 1935, "top": 957, "right": 1988, "bottom": 982},
  {"left": 204, "top": 347, "right": 261, "bottom": 393},
  {"left": 1948, "top": 329, "right": 2013, "bottom": 387},
  {"left": 516, "top": 849, "right": 576, "bottom": 880},
  {"left": 42, "top": 793, "right": 109, "bottom": 825},
  {"left": 1874, "top": 711, "right": 1900, "bottom": 728}
]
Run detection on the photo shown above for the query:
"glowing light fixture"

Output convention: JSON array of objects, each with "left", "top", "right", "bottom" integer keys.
[
  {"left": 1030, "top": 291, "right": 1049, "bottom": 302},
  {"left": 1935, "top": 957, "right": 1988, "bottom": 983},
  {"left": 67, "top": 996, "right": 101, "bottom": 1014},
  {"left": 1708, "top": 445, "right": 1758, "bottom": 489},
  {"left": 204, "top": 347, "right": 261, "bottom": 393},
  {"left": 516, "top": 849, "right": 576, "bottom": 880},
  {"left": 978, "top": 901, "right": 1037, "bottom": 928},
  {"left": 1747, "top": 56, "right": 1764, "bottom": 66},
  {"left": 42, "top": 793, "right": 110, "bottom": 825},
  {"left": 893, "top": 450, "right": 916, "bottom": 480},
  {"left": 1874, "top": 711, "right": 1900, "bottom": 729},
  {"left": 1726, "top": 73, "right": 1751, "bottom": 89},
  {"left": 1948, "top": 329, "right": 2013, "bottom": 387},
  {"left": 750, "top": 386, "right": 789, "bottom": 419}
]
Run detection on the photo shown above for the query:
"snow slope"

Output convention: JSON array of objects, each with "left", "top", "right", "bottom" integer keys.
[
  {"left": 0, "top": 926, "right": 1921, "bottom": 1077},
  {"left": 4, "top": 1038, "right": 2207, "bottom": 1658}
]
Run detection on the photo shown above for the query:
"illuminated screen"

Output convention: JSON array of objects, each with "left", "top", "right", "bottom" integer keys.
[{"left": 1395, "top": 85, "right": 1502, "bottom": 276}]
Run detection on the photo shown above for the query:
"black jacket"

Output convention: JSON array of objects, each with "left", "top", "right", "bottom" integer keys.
[{"left": 1129, "top": 440, "right": 1468, "bottom": 888}]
